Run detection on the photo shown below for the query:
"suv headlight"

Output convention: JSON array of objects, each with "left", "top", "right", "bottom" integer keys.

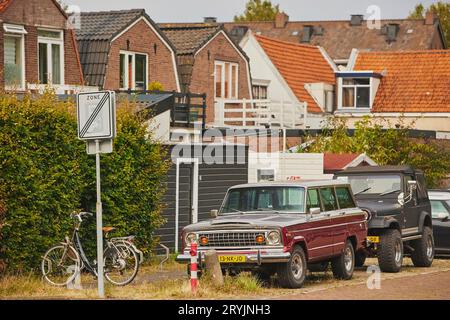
[
  {"left": 185, "top": 233, "right": 197, "bottom": 246},
  {"left": 267, "top": 231, "right": 281, "bottom": 245}
]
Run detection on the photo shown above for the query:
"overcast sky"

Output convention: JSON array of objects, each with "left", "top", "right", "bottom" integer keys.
[{"left": 66, "top": 0, "right": 442, "bottom": 23}]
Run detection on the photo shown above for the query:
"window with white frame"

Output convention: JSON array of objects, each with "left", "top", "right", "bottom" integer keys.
[
  {"left": 3, "top": 24, "right": 27, "bottom": 89},
  {"left": 215, "top": 61, "right": 238, "bottom": 99},
  {"left": 120, "top": 51, "right": 148, "bottom": 90},
  {"left": 252, "top": 84, "right": 268, "bottom": 100},
  {"left": 257, "top": 169, "right": 275, "bottom": 182},
  {"left": 38, "top": 29, "right": 64, "bottom": 85},
  {"left": 341, "top": 77, "right": 370, "bottom": 108}
]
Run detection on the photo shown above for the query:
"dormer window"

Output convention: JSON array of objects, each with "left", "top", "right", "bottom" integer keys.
[
  {"left": 336, "top": 72, "right": 382, "bottom": 111},
  {"left": 342, "top": 78, "right": 370, "bottom": 108}
]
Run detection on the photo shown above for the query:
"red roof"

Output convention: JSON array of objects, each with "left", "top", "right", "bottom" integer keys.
[
  {"left": 255, "top": 34, "right": 336, "bottom": 113},
  {"left": 323, "top": 153, "right": 360, "bottom": 172},
  {"left": 354, "top": 50, "right": 450, "bottom": 113},
  {"left": 0, "top": 0, "right": 13, "bottom": 12}
]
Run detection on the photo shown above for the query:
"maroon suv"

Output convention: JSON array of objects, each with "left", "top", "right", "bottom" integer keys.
[{"left": 177, "top": 181, "right": 368, "bottom": 288}]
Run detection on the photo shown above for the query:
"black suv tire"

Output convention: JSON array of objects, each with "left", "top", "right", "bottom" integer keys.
[
  {"left": 277, "top": 246, "right": 307, "bottom": 288},
  {"left": 378, "top": 229, "right": 403, "bottom": 273},
  {"left": 410, "top": 226, "right": 434, "bottom": 267},
  {"left": 355, "top": 250, "right": 367, "bottom": 267},
  {"left": 331, "top": 240, "right": 355, "bottom": 280}
]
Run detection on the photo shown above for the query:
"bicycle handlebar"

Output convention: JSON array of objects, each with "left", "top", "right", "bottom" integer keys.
[{"left": 71, "top": 211, "right": 94, "bottom": 222}]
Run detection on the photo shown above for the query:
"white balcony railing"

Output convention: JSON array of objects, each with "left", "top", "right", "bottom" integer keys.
[{"left": 214, "top": 99, "right": 308, "bottom": 129}]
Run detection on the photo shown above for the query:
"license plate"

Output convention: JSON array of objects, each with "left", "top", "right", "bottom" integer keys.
[
  {"left": 218, "top": 255, "right": 246, "bottom": 263},
  {"left": 367, "top": 236, "right": 380, "bottom": 243}
]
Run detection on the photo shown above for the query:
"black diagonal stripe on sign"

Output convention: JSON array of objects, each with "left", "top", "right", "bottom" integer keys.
[{"left": 80, "top": 93, "right": 109, "bottom": 138}]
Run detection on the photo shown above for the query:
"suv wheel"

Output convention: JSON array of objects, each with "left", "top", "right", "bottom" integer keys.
[
  {"left": 378, "top": 229, "right": 403, "bottom": 273},
  {"left": 331, "top": 240, "right": 355, "bottom": 280},
  {"left": 277, "top": 246, "right": 307, "bottom": 288},
  {"left": 410, "top": 226, "right": 434, "bottom": 267},
  {"left": 355, "top": 250, "right": 367, "bottom": 267}
]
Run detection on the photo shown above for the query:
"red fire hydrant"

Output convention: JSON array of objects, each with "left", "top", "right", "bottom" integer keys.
[{"left": 190, "top": 242, "right": 198, "bottom": 294}]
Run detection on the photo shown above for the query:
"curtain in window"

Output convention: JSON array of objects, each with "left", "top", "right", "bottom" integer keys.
[
  {"left": 39, "top": 43, "right": 48, "bottom": 84},
  {"left": 119, "top": 54, "right": 125, "bottom": 88},
  {"left": 343, "top": 87, "right": 355, "bottom": 108},
  {"left": 215, "top": 64, "right": 222, "bottom": 98},
  {"left": 135, "top": 54, "right": 146, "bottom": 90},
  {"left": 4, "top": 36, "right": 22, "bottom": 86},
  {"left": 52, "top": 44, "right": 61, "bottom": 84}
]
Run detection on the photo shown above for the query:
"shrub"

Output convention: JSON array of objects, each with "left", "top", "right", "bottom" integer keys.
[
  {"left": 147, "top": 81, "right": 164, "bottom": 92},
  {"left": 0, "top": 92, "right": 169, "bottom": 272}
]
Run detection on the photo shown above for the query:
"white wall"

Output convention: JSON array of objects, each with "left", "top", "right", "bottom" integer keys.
[
  {"left": 146, "top": 109, "right": 171, "bottom": 142},
  {"left": 248, "top": 152, "right": 333, "bottom": 183},
  {"left": 240, "top": 34, "right": 297, "bottom": 104}
]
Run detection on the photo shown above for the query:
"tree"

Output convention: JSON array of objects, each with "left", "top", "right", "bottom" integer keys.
[
  {"left": 409, "top": 2, "right": 450, "bottom": 46},
  {"left": 298, "top": 117, "right": 450, "bottom": 188},
  {"left": 234, "top": 0, "right": 280, "bottom": 22}
]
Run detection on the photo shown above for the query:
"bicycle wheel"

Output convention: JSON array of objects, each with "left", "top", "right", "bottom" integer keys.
[
  {"left": 41, "top": 245, "right": 81, "bottom": 286},
  {"left": 104, "top": 242, "right": 139, "bottom": 286}
]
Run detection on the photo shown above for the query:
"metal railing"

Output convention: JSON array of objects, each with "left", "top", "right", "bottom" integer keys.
[
  {"left": 117, "top": 90, "right": 207, "bottom": 130},
  {"left": 214, "top": 98, "right": 307, "bottom": 129}
]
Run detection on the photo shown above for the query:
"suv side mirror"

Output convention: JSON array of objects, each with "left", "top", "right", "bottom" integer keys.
[
  {"left": 309, "top": 207, "right": 321, "bottom": 215},
  {"left": 397, "top": 192, "right": 405, "bottom": 206},
  {"left": 408, "top": 180, "right": 417, "bottom": 192},
  {"left": 406, "top": 180, "right": 418, "bottom": 204},
  {"left": 210, "top": 209, "right": 218, "bottom": 218}
]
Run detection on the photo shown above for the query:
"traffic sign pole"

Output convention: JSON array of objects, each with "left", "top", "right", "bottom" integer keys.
[
  {"left": 95, "top": 139, "right": 105, "bottom": 298},
  {"left": 77, "top": 91, "right": 116, "bottom": 299}
]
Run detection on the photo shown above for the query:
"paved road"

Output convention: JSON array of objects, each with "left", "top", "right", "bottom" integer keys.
[{"left": 278, "top": 270, "right": 450, "bottom": 300}]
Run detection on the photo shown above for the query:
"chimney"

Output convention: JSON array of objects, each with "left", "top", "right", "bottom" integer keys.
[
  {"left": 275, "top": 12, "right": 289, "bottom": 28},
  {"left": 204, "top": 17, "right": 217, "bottom": 23},
  {"left": 425, "top": 10, "right": 437, "bottom": 25},
  {"left": 350, "top": 14, "right": 364, "bottom": 26}
]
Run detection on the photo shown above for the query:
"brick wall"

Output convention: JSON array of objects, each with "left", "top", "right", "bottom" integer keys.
[
  {"left": 104, "top": 19, "right": 178, "bottom": 91},
  {"left": 189, "top": 32, "right": 252, "bottom": 124},
  {"left": 0, "top": 0, "right": 83, "bottom": 87},
  {"left": 0, "top": 0, "right": 66, "bottom": 28},
  {"left": 0, "top": 25, "right": 4, "bottom": 88},
  {"left": 24, "top": 27, "right": 38, "bottom": 84},
  {"left": 64, "top": 30, "right": 83, "bottom": 85}
]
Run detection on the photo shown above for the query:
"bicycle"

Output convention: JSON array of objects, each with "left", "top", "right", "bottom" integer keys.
[{"left": 41, "top": 211, "right": 143, "bottom": 287}]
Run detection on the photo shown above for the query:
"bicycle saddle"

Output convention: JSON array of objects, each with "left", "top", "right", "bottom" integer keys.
[{"left": 102, "top": 226, "right": 116, "bottom": 233}]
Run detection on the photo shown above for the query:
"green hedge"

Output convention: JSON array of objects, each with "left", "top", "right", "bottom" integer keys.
[{"left": 0, "top": 92, "right": 170, "bottom": 272}]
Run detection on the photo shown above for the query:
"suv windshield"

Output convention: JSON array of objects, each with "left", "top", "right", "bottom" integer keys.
[
  {"left": 343, "top": 174, "right": 402, "bottom": 196},
  {"left": 220, "top": 187, "right": 306, "bottom": 214}
]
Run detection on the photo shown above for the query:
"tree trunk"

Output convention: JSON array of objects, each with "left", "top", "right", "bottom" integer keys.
[{"left": 204, "top": 250, "right": 224, "bottom": 286}]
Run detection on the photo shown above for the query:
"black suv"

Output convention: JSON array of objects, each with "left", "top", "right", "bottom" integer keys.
[{"left": 335, "top": 165, "right": 434, "bottom": 272}]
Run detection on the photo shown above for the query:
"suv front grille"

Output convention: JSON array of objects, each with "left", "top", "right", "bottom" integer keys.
[{"left": 198, "top": 231, "right": 266, "bottom": 247}]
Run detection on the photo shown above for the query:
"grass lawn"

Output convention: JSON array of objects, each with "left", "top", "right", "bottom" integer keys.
[{"left": 1, "top": 258, "right": 450, "bottom": 300}]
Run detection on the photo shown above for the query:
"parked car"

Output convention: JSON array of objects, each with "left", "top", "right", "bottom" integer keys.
[
  {"left": 429, "top": 190, "right": 450, "bottom": 258},
  {"left": 335, "top": 165, "right": 434, "bottom": 273},
  {"left": 176, "top": 181, "right": 368, "bottom": 288}
]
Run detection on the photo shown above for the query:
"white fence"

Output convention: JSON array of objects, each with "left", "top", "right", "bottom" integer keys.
[{"left": 214, "top": 99, "right": 308, "bottom": 129}]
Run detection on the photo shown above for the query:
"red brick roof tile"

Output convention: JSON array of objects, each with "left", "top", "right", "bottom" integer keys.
[
  {"left": 255, "top": 34, "right": 336, "bottom": 113},
  {"left": 0, "top": 0, "right": 13, "bottom": 12},
  {"left": 354, "top": 50, "right": 450, "bottom": 113},
  {"left": 324, "top": 153, "right": 360, "bottom": 172}
]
